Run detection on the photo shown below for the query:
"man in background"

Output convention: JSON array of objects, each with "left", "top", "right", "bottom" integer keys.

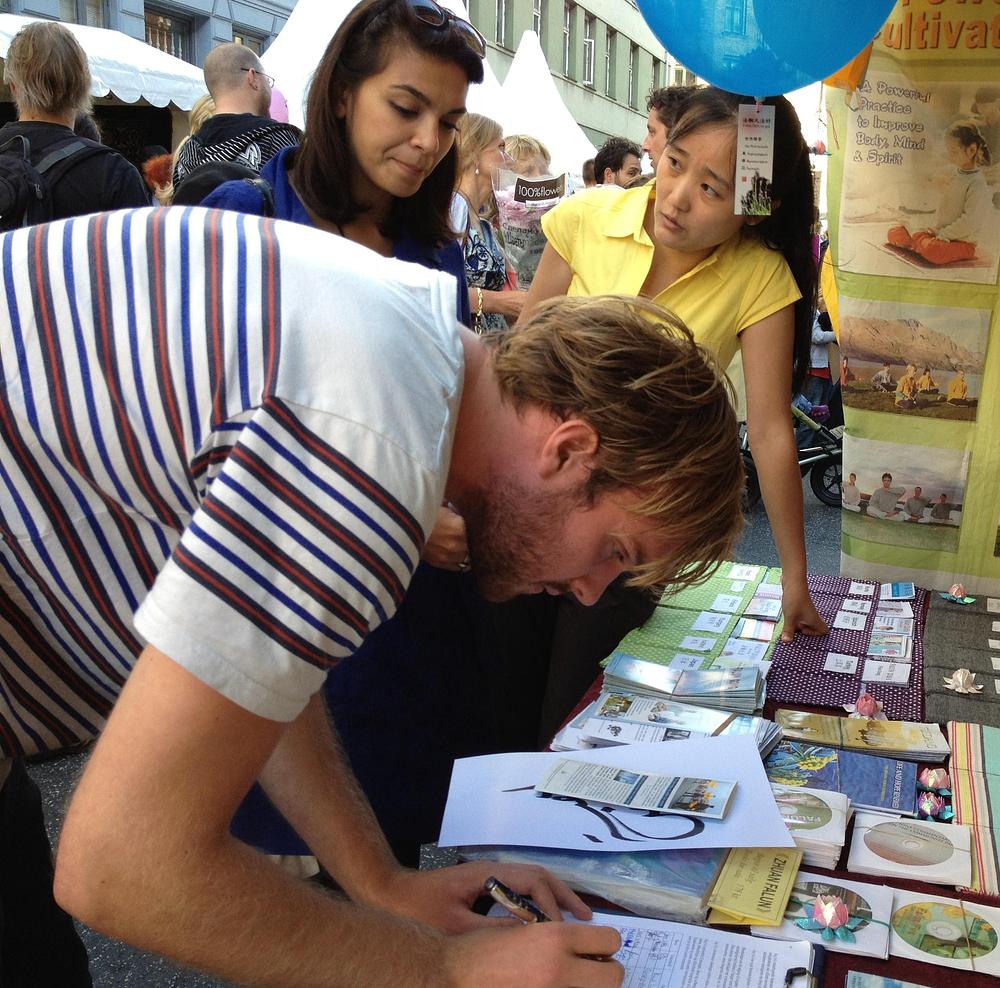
[
  {"left": 582, "top": 158, "right": 596, "bottom": 187},
  {"left": 172, "top": 42, "right": 299, "bottom": 188},
  {"left": 593, "top": 136, "right": 641, "bottom": 187}
]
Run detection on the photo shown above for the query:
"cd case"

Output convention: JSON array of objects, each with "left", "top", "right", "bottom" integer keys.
[
  {"left": 847, "top": 813, "right": 973, "bottom": 887},
  {"left": 889, "top": 888, "right": 1000, "bottom": 975}
]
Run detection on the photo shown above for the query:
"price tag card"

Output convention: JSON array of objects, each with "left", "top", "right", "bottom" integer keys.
[
  {"left": 711, "top": 593, "right": 743, "bottom": 614},
  {"left": 848, "top": 581, "right": 876, "bottom": 596},
  {"left": 989, "top": 598, "right": 1000, "bottom": 614},
  {"left": 679, "top": 635, "right": 717, "bottom": 653},
  {"left": 862, "top": 660, "right": 912, "bottom": 685},
  {"left": 692, "top": 611, "right": 730, "bottom": 634},
  {"left": 824, "top": 653, "right": 859, "bottom": 675},
  {"left": 668, "top": 653, "right": 706, "bottom": 672},
  {"left": 842, "top": 598, "right": 873, "bottom": 614},
  {"left": 729, "top": 564, "right": 761, "bottom": 582},
  {"left": 730, "top": 580, "right": 748, "bottom": 593},
  {"left": 833, "top": 610, "right": 867, "bottom": 631}
]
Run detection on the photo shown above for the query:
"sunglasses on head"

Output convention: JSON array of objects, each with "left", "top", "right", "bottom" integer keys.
[{"left": 407, "top": 0, "right": 487, "bottom": 59}]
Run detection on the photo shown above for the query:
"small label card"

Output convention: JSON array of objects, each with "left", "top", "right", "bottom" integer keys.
[
  {"left": 875, "top": 601, "right": 913, "bottom": 618},
  {"left": 668, "top": 653, "right": 707, "bottom": 672},
  {"left": 743, "top": 595, "right": 782, "bottom": 619},
  {"left": 842, "top": 598, "right": 873, "bottom": 614},
  {"left": 711, "top": 593, "right": 743, "bottom": 614},
  {"left": 987, "top": 598, "right": 1000, "bottom": 613},
  {"left": 995, "top": 679, "right": 1000, "bottom": 694},
  {"left": 862, "top": 659, "right": 912, "bottom": 685},
  {"left": 993, "top": 620, "right": 1000, "bottom": 633},
  {"left": 990, "top": 639, "right": 1000, "bottom": 651},
  {"left": 730, "top": 580, "right": 748, "bottom": 593},
  {"left": 991, "top": 657, "right": 1000, "bottom": 672},
  {"left": 692, "top": 611, "right": 730, "bottom": 634},
  {"left": 824, "top": 652, "right": 859, "bottom": 674},
  {"left": 729, "top": 564, "right": 761, "bottom": 582},
  {"left": 848, "top": 581, "right": 876, "bottom": 596},
  {"left": 720, "top": 638, "right": 770, "bottom": 662},
  {"left": 679, "top": 635, "right": 716, "bottom": 653},
  {"left": 833, "top": 610, "right": 867, "bottom": 631}
]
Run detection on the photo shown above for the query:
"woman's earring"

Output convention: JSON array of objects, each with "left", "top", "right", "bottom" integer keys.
[{"left": 475, "top": 165, "right": 480, "bottom": 175}]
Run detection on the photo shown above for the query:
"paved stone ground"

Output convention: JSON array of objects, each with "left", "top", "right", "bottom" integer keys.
[{"left": 31, "top": 477, "right": 841, "bottom": 985}]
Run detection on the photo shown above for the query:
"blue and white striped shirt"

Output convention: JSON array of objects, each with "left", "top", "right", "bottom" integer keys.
[{"left": 0, "top": 207, "right": 462, "bottom": 756}]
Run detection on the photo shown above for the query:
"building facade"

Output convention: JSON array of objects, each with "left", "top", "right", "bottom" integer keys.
[
  {"left": 467, "top": 0, "right": 695, "bottom": 147},
  {"left": 2, "top": 0, "right": 693, "bottom": 148}
]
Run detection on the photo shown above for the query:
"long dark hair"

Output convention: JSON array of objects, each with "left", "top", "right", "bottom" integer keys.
[
  {"left": 295, "top": 0, "right": 484, "bottom": 245},
  {"left": 668, "top": 87, "right": 816, "bottom": 395}
]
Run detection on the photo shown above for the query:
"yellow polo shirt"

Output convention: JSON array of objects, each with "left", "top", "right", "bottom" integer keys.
[{"left": 541, "top": 183, "right": 800, "bottom": 369}]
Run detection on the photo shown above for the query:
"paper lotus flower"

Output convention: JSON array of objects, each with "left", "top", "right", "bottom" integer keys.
[
  {"left": 918, "top": 792, "right": 946, "bottom": 817},
  {"left": 918, "top": 768, "right": 951, "bottom": 793},
  {"left": 939, "top": 584, "right": 976, "bottom": 604},
  {"left": 943, "top": 668, "right": 983, "bottom": 694},
  {"left": 814, "top": 895, "right": 850, "bottom": 929},
  {"left": 949, "top": 583, "right": 965, "bottom": 597},
  {"left": 844, "top": 691, "right": 886, "bottom": 719},
  {"left": 794, "top": 894, "right": 864, "bottom": 942}
]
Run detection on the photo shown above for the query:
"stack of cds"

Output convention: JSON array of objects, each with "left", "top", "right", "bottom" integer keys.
[{"left": 771, "top": 783, "right": 851, "bottom": 870}]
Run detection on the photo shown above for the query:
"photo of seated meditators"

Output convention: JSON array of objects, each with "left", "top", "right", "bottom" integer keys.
[
  {"left": 838, "top": 296, "right": 989, "bottom": 422},
  {"left": 838, "top": 76, "right": 1000, "bottom": 285},
  {"left": 841, "top": 435, "right": 968, "bottom": 554}
]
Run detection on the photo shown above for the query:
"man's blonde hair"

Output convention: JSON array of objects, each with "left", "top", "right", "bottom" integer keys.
[
  {"left": 504, "top": 134, "right": 551, "bottom": 169},
  {"left": 455, "top": 112, "right": 503, "bottom": 177},
  {"left": 491, "top": 296, "right": 744, "bottom": 591},
  {"left": 4, "top": 21, "right": 91, "bottom": 116}
]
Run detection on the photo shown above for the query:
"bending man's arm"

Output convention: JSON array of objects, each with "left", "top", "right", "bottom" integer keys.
[{"left": 56, "top": 646, "right": 614, "bottom": 987}]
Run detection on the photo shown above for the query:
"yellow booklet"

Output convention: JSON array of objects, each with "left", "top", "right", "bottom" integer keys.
[
  {"left": 775, "top": 709, "right": 950, "bottom": 759},
  {"left": 706, "top": 846, "right": 803, "bottom": 927}
]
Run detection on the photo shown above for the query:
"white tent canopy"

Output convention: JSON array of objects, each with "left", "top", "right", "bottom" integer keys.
[
  {"left": 497, "top": 31, "right": 596, "bottom": 178},
  {"left": 262, "top": 0, "right": 505, "bottom": 128},
  {"left": 0, "top": 13, "right": 205, "bottom": 110}
]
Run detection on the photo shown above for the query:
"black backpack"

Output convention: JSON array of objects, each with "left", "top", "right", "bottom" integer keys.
[{"left": 0, "top": 134, "right": 108, "bottom": 230}]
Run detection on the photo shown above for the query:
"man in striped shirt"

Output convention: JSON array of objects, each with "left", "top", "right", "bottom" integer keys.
[{"left": 0, "top": 207, "right": 742, "bottom": 983}]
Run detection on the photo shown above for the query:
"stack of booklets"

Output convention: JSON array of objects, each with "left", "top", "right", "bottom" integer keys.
[
  {"left": 603, "top": 651, "right": 764, "bottom": 714},
  {"left": 765, "top": 740, "right": 918, "bottom": 817},
  {"left": 775, "top": 710, "right": 950, "bottom": 762},
  {"left": 551, "top": 689, "right": 782, "bottom": 757},
  {"left": 460, "top": 843, "right": 728, "bottom": 923},
  {"left": 771, "top": 783, "right": 851, "bottom": 869}
]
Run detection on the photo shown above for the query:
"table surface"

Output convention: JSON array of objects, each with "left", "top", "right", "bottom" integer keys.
[{"left": 564, "top": 678, "right": 1000, "bottom": 987}]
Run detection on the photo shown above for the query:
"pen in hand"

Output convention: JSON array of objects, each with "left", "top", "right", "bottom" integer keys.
[{"left": 485, "top": 876, "right": 551, "bottom": 923}]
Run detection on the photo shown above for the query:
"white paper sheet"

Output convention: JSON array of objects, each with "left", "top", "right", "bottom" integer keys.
[{"left": 439, "top": 736, "right": 794, "bottom": 852}]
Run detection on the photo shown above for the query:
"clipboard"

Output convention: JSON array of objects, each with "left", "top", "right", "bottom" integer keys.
[{"left": 785, "top": 941, "right": 826, "bottom": 987}]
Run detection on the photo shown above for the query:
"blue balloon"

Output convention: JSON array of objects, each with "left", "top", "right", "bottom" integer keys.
[{"left": 637, "top": 0, "right": 896, "bottom": 96}]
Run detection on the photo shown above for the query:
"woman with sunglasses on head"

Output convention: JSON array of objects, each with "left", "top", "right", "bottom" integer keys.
[{"left": 202, "top": 0, "right": 596, "bottom": 969}]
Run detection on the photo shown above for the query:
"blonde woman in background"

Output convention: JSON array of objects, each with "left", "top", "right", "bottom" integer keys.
[
  {"left": 452, "top": 112, "right": 524, "bottom": 330},
  {"left": 504, "top": 133, "right": 551, "bottom": 177}
]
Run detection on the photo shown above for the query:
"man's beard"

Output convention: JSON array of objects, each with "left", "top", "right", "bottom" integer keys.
[{"left": 460, "top": 478, "right": 581, "bottom": 602}]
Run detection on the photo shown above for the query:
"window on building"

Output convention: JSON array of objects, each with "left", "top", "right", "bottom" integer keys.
[
  {"left": 582, "top": 14, "right": 594, "bottom": 87},
  {"left": 605, "top": 28, "right": 615, "bottom": 98},
  {"left": 628, "top": 44, "right": 639, "bottom": 108},
  {"left": 145, "top": 8, "right": 193, "bottom": 62},
  {"left": 233, "top": 29, "right": 267, "bottom": 56},
  {"left": 61, "top": 0, "right": 105, "bottom": 27},
  {"left": 723, "top": 0, "right": 746, "bottom": 34},
  {"left": 532, "top": 0, "right": 543, "bottom": 43},
  {"left": 562, "top": 3, "right": 574, "bottom": 77},
  {"left": 673, "top": 65, "right": 685, "bottom": 86},
  {"left": 652, "top": 57, "right": 662, "bottom": 92},
  {"left": 496, "top": 0, "right": 507, "bottom": 46}
]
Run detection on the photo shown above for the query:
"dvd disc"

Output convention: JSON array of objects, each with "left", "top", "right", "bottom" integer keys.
[
  {"left": 864, "top": 821, "right": 953, "bottom": 867},
  {"left": 892, "top": 901, "right": 998, "bottom": 960},
  {"left": 774, "top": 790, "right": 833, "bottom": 831}
]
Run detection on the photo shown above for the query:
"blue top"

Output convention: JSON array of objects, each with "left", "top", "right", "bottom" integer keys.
[{"left": 203, "top": 147, "right": 471, "bottom": 326}]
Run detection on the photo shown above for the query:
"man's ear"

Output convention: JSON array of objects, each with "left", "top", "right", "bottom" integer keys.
[{"left": 537, "top": 418, "right": 599, "bottom": 481}]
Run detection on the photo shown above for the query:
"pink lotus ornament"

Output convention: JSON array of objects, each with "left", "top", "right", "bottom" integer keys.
[
  {"left": 918, "top": 792, "right": 945, "bottom": 817},
  {"left": 949, "top": 583, "right": 965, "bottom": 597},
  {"left": 918, "top": 767, "right": 951, "bottom": 793},
  {"left": 844, "top": 691, "right": 886, "bottom": 720},
  {"left": 939, "top": 583, "right": 976, "bottom": 604},
  {"left": 814, "top": 895, "right": 850, "bottom": 929}
]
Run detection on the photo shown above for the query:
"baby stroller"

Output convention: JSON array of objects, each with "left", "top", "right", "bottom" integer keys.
[{"left": 740, "top": 386, "right": 844, "bottom": 509}]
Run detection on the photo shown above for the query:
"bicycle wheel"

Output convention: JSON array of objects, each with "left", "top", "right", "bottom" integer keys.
[{"left": 809, "top": 458, "right": 842, "bottom": 507}]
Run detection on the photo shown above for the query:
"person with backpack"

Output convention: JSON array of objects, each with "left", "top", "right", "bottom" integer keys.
[
  {"left": 0, "top": 21, "right": 148, "bottom": 230},
  {"left": 170, "top": 42, "right": 300, "bottom": 189}
]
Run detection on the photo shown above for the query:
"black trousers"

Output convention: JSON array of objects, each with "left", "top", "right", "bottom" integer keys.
[{"left": 0, "top": 758, "right": 92, "bottom": 988}]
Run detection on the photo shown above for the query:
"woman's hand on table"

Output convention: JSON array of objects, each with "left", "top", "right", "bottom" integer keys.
[
  {"left": 779, "top": 578, "right": 828, "bottom": 641},
  {"left": 422, "top": 505, "right": 469, "bottom": 571}
]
